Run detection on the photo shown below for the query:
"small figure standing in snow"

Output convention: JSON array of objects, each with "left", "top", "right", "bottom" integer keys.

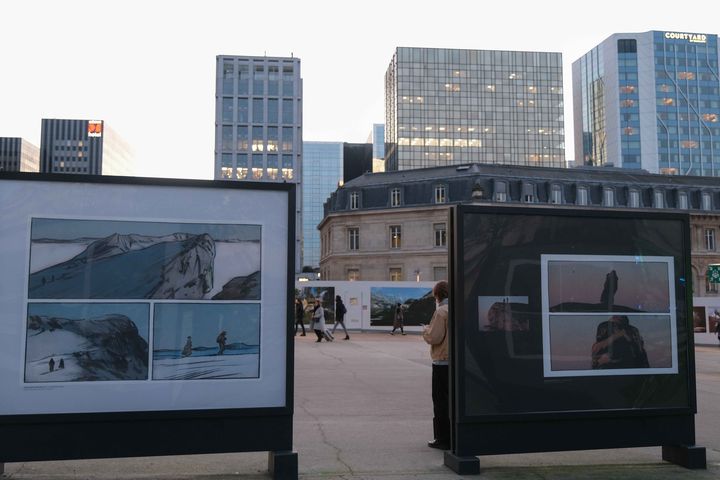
[
  {"left": 48, "top": 358, "right": 55, "bottom": 372},
  {"left": 182, "top": 336, "right": 193, "bottom": 357},
  {"left": 216, "top": 331, "right": 227, "bottom": 355},
  {"left": 58, "top": 358, "right": 65, "bottom": 369}
]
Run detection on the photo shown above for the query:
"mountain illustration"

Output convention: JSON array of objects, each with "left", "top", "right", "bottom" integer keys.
[
  {"left": 26, "top": 314, "right": 149, "bottom": 382},
  {"left": 371, "top": 290, "right": 434, "bottom": 326},
  {"left": 29, "top": 233, "right": 216, "bottom": 299},
  {"left": 211, "top": 270, "right": 260, "bottom": 300}
]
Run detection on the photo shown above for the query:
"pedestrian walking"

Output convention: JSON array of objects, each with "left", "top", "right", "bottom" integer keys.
[
  {"left": 332, "top": 295, "right": 350, "bottom": 340},
  {"left": 311, "top": 299, "right": 328, "bottom": 342},
  {"left": 295, "top": 298, "right": 306, "bottom": 336},
  {"left": 390, "top": 303, "right": 405, "bottom": 335},
  {"left": 422, "top": 280, "right": 450, "bottom": 450}
]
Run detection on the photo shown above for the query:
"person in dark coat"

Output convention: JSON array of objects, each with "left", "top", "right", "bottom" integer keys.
[
  {"left": 591, "top": 315, "right": 649, "bottom": 369},
  {"left": 216, "top": 331, "right": 227, "bottom": 355},
  {"left": 390, "top": 303, "right": 405, "bottom": 335},
  {"left": 331, "top": 295, "right": 350, "bottom": 340},
  {"left": 58, "top": 358, "right": 65, "bottom": 369},
  {"left": 48, "top": 357, "right": 55, "bottom": 372},
  {"left": 295, "top": 298, "right": 306, "bottom": 336}
]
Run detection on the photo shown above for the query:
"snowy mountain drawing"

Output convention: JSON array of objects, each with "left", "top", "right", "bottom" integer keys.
[
  {"left": 28, "top": 220, "right": 262, "bottom": 300},
  {"left": 25, "top": 313, "right": 149, "bottom": 382}
]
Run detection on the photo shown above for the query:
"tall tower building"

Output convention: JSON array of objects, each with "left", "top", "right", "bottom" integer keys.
[
  {"left": 39, "top": 119, "right": 134, "bottom": 176},
  {"left": 302, "top": 141, "right": 343, "bottom": 269},
  {"left": 368, "top": 123, "right": 385, "bottom": 172},
  {"left": 214, "top": 54, "right": 303, "bottom": 270},
  {"left": 384, "top": 47, "right": 565, "bottom": 171},
  {"left": 573, "top": 31, "right": 720, "bottom": 175},
  {"left": 0, "top": 137, "right": 39, "bottom": 172}
]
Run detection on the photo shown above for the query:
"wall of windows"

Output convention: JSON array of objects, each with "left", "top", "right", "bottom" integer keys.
[{"left": 385, "top": 47, "right": 565, "bottom": 170}]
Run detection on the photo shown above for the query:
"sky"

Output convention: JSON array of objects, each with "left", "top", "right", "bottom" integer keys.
[{"left": 2, "top": 0, "right": 720, "bottom": 180}]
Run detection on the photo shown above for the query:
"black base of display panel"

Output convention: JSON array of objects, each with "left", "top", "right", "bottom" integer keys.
[
  {"left": 444, "top": 451, "right": 480, "bottom": 475},
  {"left": 0, "top": 414, "right": 292, "bottom": 463},
  {"left": 455, "top": 415, "right": 695, "bottom": 457},
  {"left": 662, "top": 445, "right": 707, "bottom": 469},
  {"left": 268, "top": 450, "right": 298, "bottom": 479}
]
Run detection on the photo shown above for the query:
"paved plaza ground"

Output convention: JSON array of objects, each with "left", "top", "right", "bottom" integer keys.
[{"left": 3, "top": 332, "right": 719, "bottom": 479}]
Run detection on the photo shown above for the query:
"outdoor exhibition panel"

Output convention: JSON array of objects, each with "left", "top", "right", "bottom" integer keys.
[
  {"left": 0, "top": 173, "right": 295, "bottom": 464},
  {"left": 448, "top": 205, "right": 702, "bottom": 463}
]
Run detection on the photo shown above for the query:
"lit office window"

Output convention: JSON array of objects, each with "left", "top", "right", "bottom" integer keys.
[
  {"left": 281, "top": 155, "right": 293, "bottom": 180},
  {"left": 251, "top": 126, "right": 264, "bottom": 152},
  {"left": 435, "top": 185, "right": 446, "bottom": 204},
  {"left": 434, "top": 223, "right": 447, "bottom": 247},
  {"left": 390, "top": 225, "right": 401, "bottom": 249},
  {"left": 706, "top": 229, "right": 716, "bottom": 251},
  {"left": 267, "top": 126, "right": 278, "bottom": 152},
  {"left": 348, "top": 228, "right": 359, "bottom": 251},
  {"left": 237, "top": 126, "right": 249, "bottom": 151},
  {"left": 267, "top": 155, "right": 278, "bottom": 180},
  {"left": 221, "top": 154, "right": 233, "bottom": 179},
  {"left": 236, "top": 154, "right": 248, "bottom": 180},
  {"left": 252, "top": 154, "right": 263, "bottom": 179},
  {"left": 391, "top": 188, "right": 401, "bottom": 207},
  {"left": 282, "top": 127, "right": 293, "bottom": 151}
]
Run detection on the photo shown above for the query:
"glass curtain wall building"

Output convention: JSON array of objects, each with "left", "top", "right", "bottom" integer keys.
[
  {"left": 302, "top": 142, "right": 343, "bottom": 268},
  {"left": 573, "top": 31, "right": 720, "bottom": 175},
  {"left": 214, "top": 55, "right": 302, "bottom": 183},
  {"left": 384, "top": 47, "right": 565, "bottom": 171}
]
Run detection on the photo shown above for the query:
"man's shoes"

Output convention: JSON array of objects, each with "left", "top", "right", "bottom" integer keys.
[
  {"left": 344, "top": 336, "right": 350, "bottom": 340},
  {"left": 402, "top": 333, "right": 406, "bottom": 335},
  {"left": 427, "top": 439, "right": 450, "bottom": 450},
  {"left": 301, "top": 333, "right": 306, "bottom": 336},
  {"left": 315, "top": 339, "right": 322, "bottom": 343}
]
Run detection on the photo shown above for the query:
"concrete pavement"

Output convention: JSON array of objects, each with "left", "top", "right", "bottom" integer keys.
[{"left": 3, "top": 333, "right": 720, "bottom": 479}]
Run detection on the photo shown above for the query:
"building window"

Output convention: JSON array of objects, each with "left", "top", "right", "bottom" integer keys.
[
  {"left": 434, "top": 223, "right": 447, "bottom": 247},
  {"left": 706, "top": 229, "right": 716, "bottom": 251},
  {"left": 435, "top": 185, "right": 446, "bottom": 204},
  {"left": 348, "top": 227, "right": 359, "bottom": 251},
  {"left": 550, "top": 185, "right": 562, "bottom": 204},
  {"left": 433, "top": 266, "right": 447, "bottom": 281},
  {"left": 391, "top": 188, "right": 402, "bottom": 207},
  {"left": 347, "top": 269, "right": 360, "bottom": 281},
  {"left": 629, "top": 189, "right": 640, "bottom": 208},
  {"left": 653, "top": 190, "right": 664, "bottom": 208},
  {"left": 702, "top": 192, "right": 713, "bottom": 211},
  {"left": 603, "top": 188, "right": 615, "bottom": 207},
  {"left": 389, "top": 267, "right": 403, "bottom": 281},
  {"left": 678, "top": 191, "right": 688, "bottom": 209},
  {"left": 576, "top": 186, "right": 588, "bottom": 206},
  {"left": 495, "top": 182, "right": 507, "bottom": 202},
  {"left": 522, "top": 183, "right": 535, "bottom": 203},
  {"left": 390, "top": 225, "right": 401, "bottom": 249},
  {"left": 350, "top": 191, "right": 359, "bottom": 210}
]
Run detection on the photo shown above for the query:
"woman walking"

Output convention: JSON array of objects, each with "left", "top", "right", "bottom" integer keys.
[
  {"left": 295, "top": 298, "right": 306, "bottom": 336},
  {"left": 311, "top": 299, "right": 328, "bottom": 342},
  {"left": 390, "top": 303, "right": 405, "bottom": 335},
  {"left": 332, "top": 295, "right": 350, "bottom": 340}
]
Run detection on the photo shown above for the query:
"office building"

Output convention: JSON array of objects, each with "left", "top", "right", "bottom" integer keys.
[
  {"left": 0, "top": 137, "right": 39, "bottom": 172},
  {"left": 573, "top": 31, "right": 720, "bottom": 175},
  {"left": 384, "top": 47, "right": 565, "bottom": 171},
  {"left": 302, "top": 142, "right": 344, "bottom": 269},
  {"left": 214, "top": 54, "right": 303, "bottom": 270},
  {"left": 40, "top": 119, "right": 134, "bottom": 176},
  {"left": 368, "top": 123, "right": 385, "bottom": 172},
  {"left": 343, "top": 143, "right": 373, "bottom": 183},
  {"left": 214, "top": 55, "right": 302, "bottom": 183}
]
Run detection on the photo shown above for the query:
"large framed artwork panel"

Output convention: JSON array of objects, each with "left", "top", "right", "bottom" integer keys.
[
  {"left": 450, "top": 205, "right": 696, "bottom": 454},
  {"left": 0, "top": 174, "right": 293, "bottom": 420}
]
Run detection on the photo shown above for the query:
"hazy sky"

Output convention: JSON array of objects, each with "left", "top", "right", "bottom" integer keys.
[{"left": 2, "top": 1, "right": 719, "bottom": 179}]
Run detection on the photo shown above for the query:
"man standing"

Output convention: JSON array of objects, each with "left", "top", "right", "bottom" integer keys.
[{"left": 422, "top": 280, "right": 450, "bottom": 450}]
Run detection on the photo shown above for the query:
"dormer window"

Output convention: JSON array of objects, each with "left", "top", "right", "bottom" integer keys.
[
  {"left": 678, "top": 191, "right": 688, "bottom": 209},
  {"left": 522, "top": 183, "right": 535, "bottom": 203},
  {"left": 653, "top": 189, "right": 665, "bottom": 208},
  {"left": 390, "top": 187, "right": 402, "bottom": 207},
  {"left": 495, "top": 181, "right": 507, "bottom": 202},
  {"left": 576, "top": 186, "right": 588, "bottom": 206},
  {"left": 434, "top": 184, "right": 447, "bottom": 204},
  {"left": 603, "top": 187, "right": 615, "bottom": 207},
  {"left": 702, "top": 192, "right": 713, "bottom": 211},
  {"left": 350, "top": 191, "right": 360, "bottom": 210},
  {"left": 628, "top": 189, "right": 640, "bottom": 208},
  {"left": 550, "top": 185, "right": 562, "bottom": 204}
]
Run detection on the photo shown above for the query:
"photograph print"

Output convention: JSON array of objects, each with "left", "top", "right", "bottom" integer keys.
[
  {"left": 478, "top": 296, "right": 530, "bottom": 331},
  {"left": 370, "top": 286, "right": 434, "bottom": 327},
  {"left": 152, "top": 303, "right": 260, "bottom": 380},
  {"left": 542, "top": 255, "right": 677, "bottom": 377},
  {"left": 28, "top": 218, "right": 261, "bottom": 300},
  {"left": 299, "top": 286, "right": 335, "bottom": 323},
  {"left": 25, "top": 303, "right": 150, "bottom": 383}
]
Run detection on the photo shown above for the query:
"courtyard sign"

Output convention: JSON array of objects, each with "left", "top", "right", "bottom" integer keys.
[{"left": 664, "top": 32, "right": 708, "bottom": 43}]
